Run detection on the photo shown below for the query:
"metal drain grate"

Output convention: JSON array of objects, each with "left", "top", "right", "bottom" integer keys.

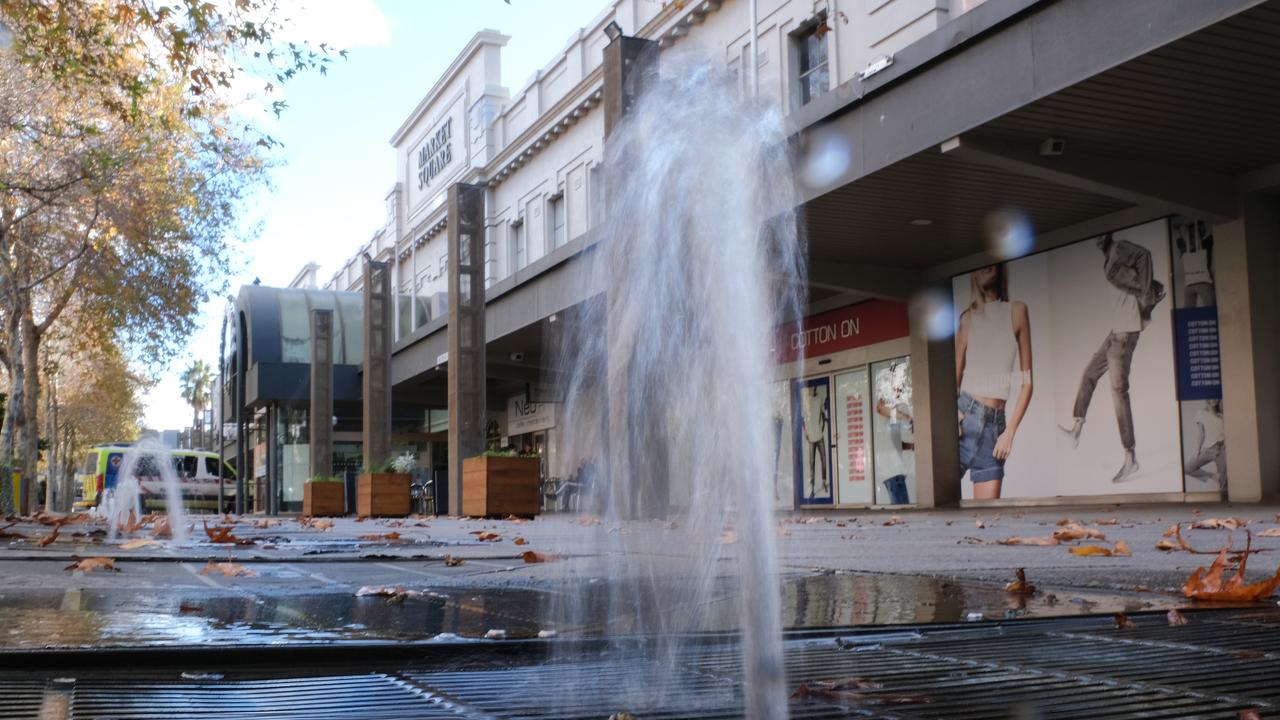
[{"left": 0, "top": 608, "right": 1274, "bottom": 719}]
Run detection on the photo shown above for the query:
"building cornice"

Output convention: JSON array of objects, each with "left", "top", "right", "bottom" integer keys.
[
  {"left": 390, "top": 30, "right": 510, "bottom": 147},
  {"left": 484, "top": 68, "right": 605, "bottom": 190}
]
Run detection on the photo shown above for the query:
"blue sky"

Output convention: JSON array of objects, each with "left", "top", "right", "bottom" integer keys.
[{"left": 143, "top": 0, "right": 615, "bottom": 430}]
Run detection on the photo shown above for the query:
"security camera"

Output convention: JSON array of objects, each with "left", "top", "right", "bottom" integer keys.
[
  {"left": 1038, "top": 138, "right": 1065, "bottom": 156},
  {"left": 510, "top": 352, "right": 525, "bottom": 362}
]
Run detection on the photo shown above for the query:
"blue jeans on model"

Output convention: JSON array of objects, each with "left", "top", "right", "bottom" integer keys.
[
  {"left": 1072, "top": 331, "right": 1139, "bottom": 451},
  {"left": 958, "top": 391, "right": 1006, "bottom": 483}
]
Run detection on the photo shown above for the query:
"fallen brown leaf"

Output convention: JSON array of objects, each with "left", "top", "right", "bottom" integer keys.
[
  {"left": 64, "top": 556, "right": 118, "bottom": 573},
  {"left": 1114, "top": 540, "right": 1132, "bottom": 556},
  {"left": 1055, "top": 517, "right": 1074, "bottom": 526},
  {"left": 505, "top": 514, "right": 527, "bottom": 524},
  {"left": 882, "top": 515, "right": 904, "bottom": 526},
  {"left": 1183, "top": 532, "right": 1280, "bottom": 601},
  {"left": 1069, "top": 541, "right": 1130, "bottom": 557},
  {"left": 1004, "top": 568, "right": 1035, "bottom": 595},
  {"left": 119, "top": 538, "right": 161, "bottom": 550},
  {"left": 474, "top": 531, "right": 501, "bottom": 542},
  {"left": 1166, "top": 609, "right": 1189, "bottom": 626},
  {"left": 357, "top": 532, "right": 401, "bottom": 542},
  {"left": 1162, "top": 524, "right": 1180, "bottom": 538},
  {"left": 151, "top": 517, "right": 172, "bottom": 539},
  {"left": 1053, "top": 523, "right": 1107, "bottom": 542},
  {"left": 255, "top": 519, "right": 281, "bottom": 529},
  {"left": 312, "top": 519, "right": 334, "bottom": 531},
  {"left": 1191, "top": 517, "right": 1247, "bottom": 530},
  {"left": 1156, "top": 539, "right": 1178, "bottom": 551},
  {"left": 203, "top": 521, "right": 254, "bottom": 545},
  {"left": 961, "top": 536, "right": 987, "bottom": 544},
  {"left": 975, "top": 518, "right": 985, "bottom": 529},
  {"left": 521, "top": 550, "right": 560, "bottom": 563},
  {"left": 36, "top": 523, "right": 62, "bottom": 547},
  {"left": 1094, "top": 518, "right": 1119, "bottom": 526},
  {"left": 997, "top": 536, "right": 1059, "bottom": 546},
  {"left": 178, "top": 603, "right": 203, "bottom": 614},
  {"left": 443, "top": 555, "right": 465, "bottom": 566},
  {"left": 199, "top": 561, "right": 255, "bottom": 577},
  {"left": 513, "top": 537, "right": 528, "bottom": 545},
  {"left": 1257, "top": 528, "right": 1280, "bottom": 538},
  {"left": 1114, "top": 613, "right": 1137, "bottom": 630},
  {"left": 355, "top": 585, "right": 421, "bottom": 601}
]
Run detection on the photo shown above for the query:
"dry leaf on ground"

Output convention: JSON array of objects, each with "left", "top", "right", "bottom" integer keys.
[
  {"left": 358, "top": 532, "right": 401, "bottom": 542},
  {"left": 1055, "top": 518, "right": 1075, "bottom": 526},
  {"left": 179, "top": 603, "right": 203, "bottom": 614},
  {"left": 443, "top": 555, "right": 465, "bottom": 566},
  {"left": 1004, "top": 568, "right": 1036, "bottom": 595},
  {"left": 1094, "top": 518, "right": 1119, "bottom": 526},
  {"left": 473, "top": 531, "right": 501, "bottom": 542},
  {"left": 1053, "top": 523, "right": 1107, "bottom": 542},
  {"left": 1114, "top": 613, "right": 1137, "bottom": 630},
  {"left": 505, "top": 515, "right": 527, "bottom": 524},
  {"left": 119, "top": 538, "right": 161, "bottom": 550},
  {"left": 0, "top": 522, "right": 27, "bottom": 539},
  {"left": 203, "top": 521, "right": 254, "bottom": 545},
  {"left": 962, "top": 536, "right": 987, "bottom": 544},
  {"left": 1069, "top": 541, "right": 1131, "bottom": 557},
  {"left": 975, "top": 518, "right": 985, "bottom": 529},
  {"left": 200, "top": 561, "right": 255, "bottom": 577},
  {"left": 998, "top": 536, "right": 1059, "bottom": 546},
  {"left": 150, "top": 517, "right": 172, "bottom": 539},
  {"left": 882, "top": 516, "right": 904, "bottom": 526},
  {"left": 1167, "top": 609, "right": 1189, "bottom": 626},
  {"left": 513, "top": 537, "right": 528, "bottom": 545},
  {"left": 255, "top": 519, "right": 281, "bottom": 529},
  {"left": 1156, "top": 539, "right": 1178, "bottom": 551},
  {"left": 355, "top": 585, "right": 421, "bottom": 601},
  {"left": 1183, "top": 534, "right": 1280, "bottom": 601},
  {"left": 522, "top": 550, "right": 561, "bottom": 564},
  {"left": 1162, "top": 524, "right": 1180, "bottom": 538},
  {"left": 64, "top": 556, "right": 118, "bottom": 573},
  {"left": 36, "top": 523, "right": 63, "bottom": 547},
  {"left": 1192, "top": 517, "right": 1247, "bottom": 530},
  {"left": 1256, "top": 528, "right": 1280, "bottom": 537}
]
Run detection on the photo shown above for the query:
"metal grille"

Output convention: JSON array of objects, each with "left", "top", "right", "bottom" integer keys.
[{"left": 1, "top": 609, "right": 1274, "bottom": 719}]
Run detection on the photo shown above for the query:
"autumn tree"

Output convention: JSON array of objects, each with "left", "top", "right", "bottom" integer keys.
[{"left": 0, "top": 1, "right": 335, "bottom": 513}]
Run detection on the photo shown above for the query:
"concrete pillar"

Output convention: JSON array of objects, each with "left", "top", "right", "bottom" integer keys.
[
  {"left": 909, "top": 286, "right": 961, "bottom": 508},
  {"left": 362, "top": 258, "right": 393, "bottom": 472},
  {"left": 1215, "top": 195, "right": 1280, "bottom": 501},
  {"left": 447, "top": 183, "right": 487, "bottom": 516},
  {"left": 309, "top": 309, "right": 334, "bottom": 481}
]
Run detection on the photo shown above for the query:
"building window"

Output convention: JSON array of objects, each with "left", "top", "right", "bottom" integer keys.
[
  {"left": 511, "top": 218, "right": 526, "bottom": 272},
  {"left": 549, "top": 193, "right": 566, "bottom": 249},
  {"left": 795, "top": 21, "right": 830, "bottom": 106}
]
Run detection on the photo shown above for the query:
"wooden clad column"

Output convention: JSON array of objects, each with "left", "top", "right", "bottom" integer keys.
[
  {"left": 309, "top": 308, "right": 334, "bottom": 480},
  {"left": 447, "top": 183, "right": 486, "bottom": 516},
  {"left": 363, "top": 258, "right": 393, "bottom": 473},
  {"left": 602, "top": 32, "right": 659, "bottom": 518}
]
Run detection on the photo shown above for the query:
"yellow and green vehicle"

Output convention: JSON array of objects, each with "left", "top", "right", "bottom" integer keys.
[{"left": 75, "top": 444, "right": 237, "bottom": 512}]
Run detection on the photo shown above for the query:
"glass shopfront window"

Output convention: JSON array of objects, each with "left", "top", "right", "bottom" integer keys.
[
  {"left": 871, "top": 357, "right": 915, "bottom": 505},
  {"left": 834, "top": 368, "right": 873, "bottom": 505}
]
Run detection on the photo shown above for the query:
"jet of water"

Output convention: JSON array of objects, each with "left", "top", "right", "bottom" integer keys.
[
  {"left": 109, "top": 439, "right": 191, "bottom": 546},
  {"left": 549, "top": 49, "right": 805, "bottom": 719}
]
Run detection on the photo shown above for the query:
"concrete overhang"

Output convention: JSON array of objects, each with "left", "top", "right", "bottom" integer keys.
[{"left": 797, "top": 0, "right": 1279, "bottom": 281}]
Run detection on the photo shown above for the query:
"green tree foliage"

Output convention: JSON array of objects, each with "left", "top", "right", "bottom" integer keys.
[
  {"left": 179, "top": 358, "right": 212, "bottom": 447},
  {"left": 0, "top": 1, "right": 332, "bottom": 512}
]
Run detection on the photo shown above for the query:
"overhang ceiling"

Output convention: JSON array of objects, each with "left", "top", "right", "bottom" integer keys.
[{"left": 802, "top": 0, "right": 1280, "bottom": 271}]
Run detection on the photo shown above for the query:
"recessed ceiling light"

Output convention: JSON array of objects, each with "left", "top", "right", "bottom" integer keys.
[{"left": 910, "top": 218, "right": 933, "bottom": 226}]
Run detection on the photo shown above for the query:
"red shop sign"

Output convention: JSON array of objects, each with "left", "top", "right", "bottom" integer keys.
[{"left": 774, "top": 299, "right": 909, "bottom": 363}]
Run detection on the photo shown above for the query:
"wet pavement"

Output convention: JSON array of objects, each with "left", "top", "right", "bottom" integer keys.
[{"left": 0, "top": 504, "right": 1277, "bottom": 650}]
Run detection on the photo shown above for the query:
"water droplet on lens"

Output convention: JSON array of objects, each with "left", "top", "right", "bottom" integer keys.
[{"left": 800, "top": 129, "right": 851, "bottom": 189}]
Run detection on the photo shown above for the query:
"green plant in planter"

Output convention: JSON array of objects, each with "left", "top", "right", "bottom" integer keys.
[
  {"left": 482, "top": 448, "right": 517, "bottom": 457},
  {"left": 362, "top": 452, "right": 417, "bottom": 474},
  {"left": 308, "top": 474, "right": 343, "bottom": 483}
]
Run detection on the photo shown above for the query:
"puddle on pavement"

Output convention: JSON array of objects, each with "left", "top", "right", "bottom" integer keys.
[{"left": 0, "top": 573, "right": 1254, "bottom": 650}]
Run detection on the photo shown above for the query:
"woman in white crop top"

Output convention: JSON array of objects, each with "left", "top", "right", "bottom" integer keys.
[{"left": 954, "top": 263, "right": 1034, "bottom": 499}]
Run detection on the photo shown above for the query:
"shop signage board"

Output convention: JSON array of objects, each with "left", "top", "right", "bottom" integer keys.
[
  {"left": 508, "top": 393, "right": 556, "bottom": 435},
  {"left": 774, "top": 298, "right": 909, "bottom": 364}
]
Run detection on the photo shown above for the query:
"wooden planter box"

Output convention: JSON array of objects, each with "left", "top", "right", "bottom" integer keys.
[
  {"left": 357, "top": 472, "right": 410, "bottom": 517},
  {"left": 303, "top": 482, "right": 345, "bottom": 517},
  {"left": 462, "top": 455, "right": 540, "bottom": 518}
]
